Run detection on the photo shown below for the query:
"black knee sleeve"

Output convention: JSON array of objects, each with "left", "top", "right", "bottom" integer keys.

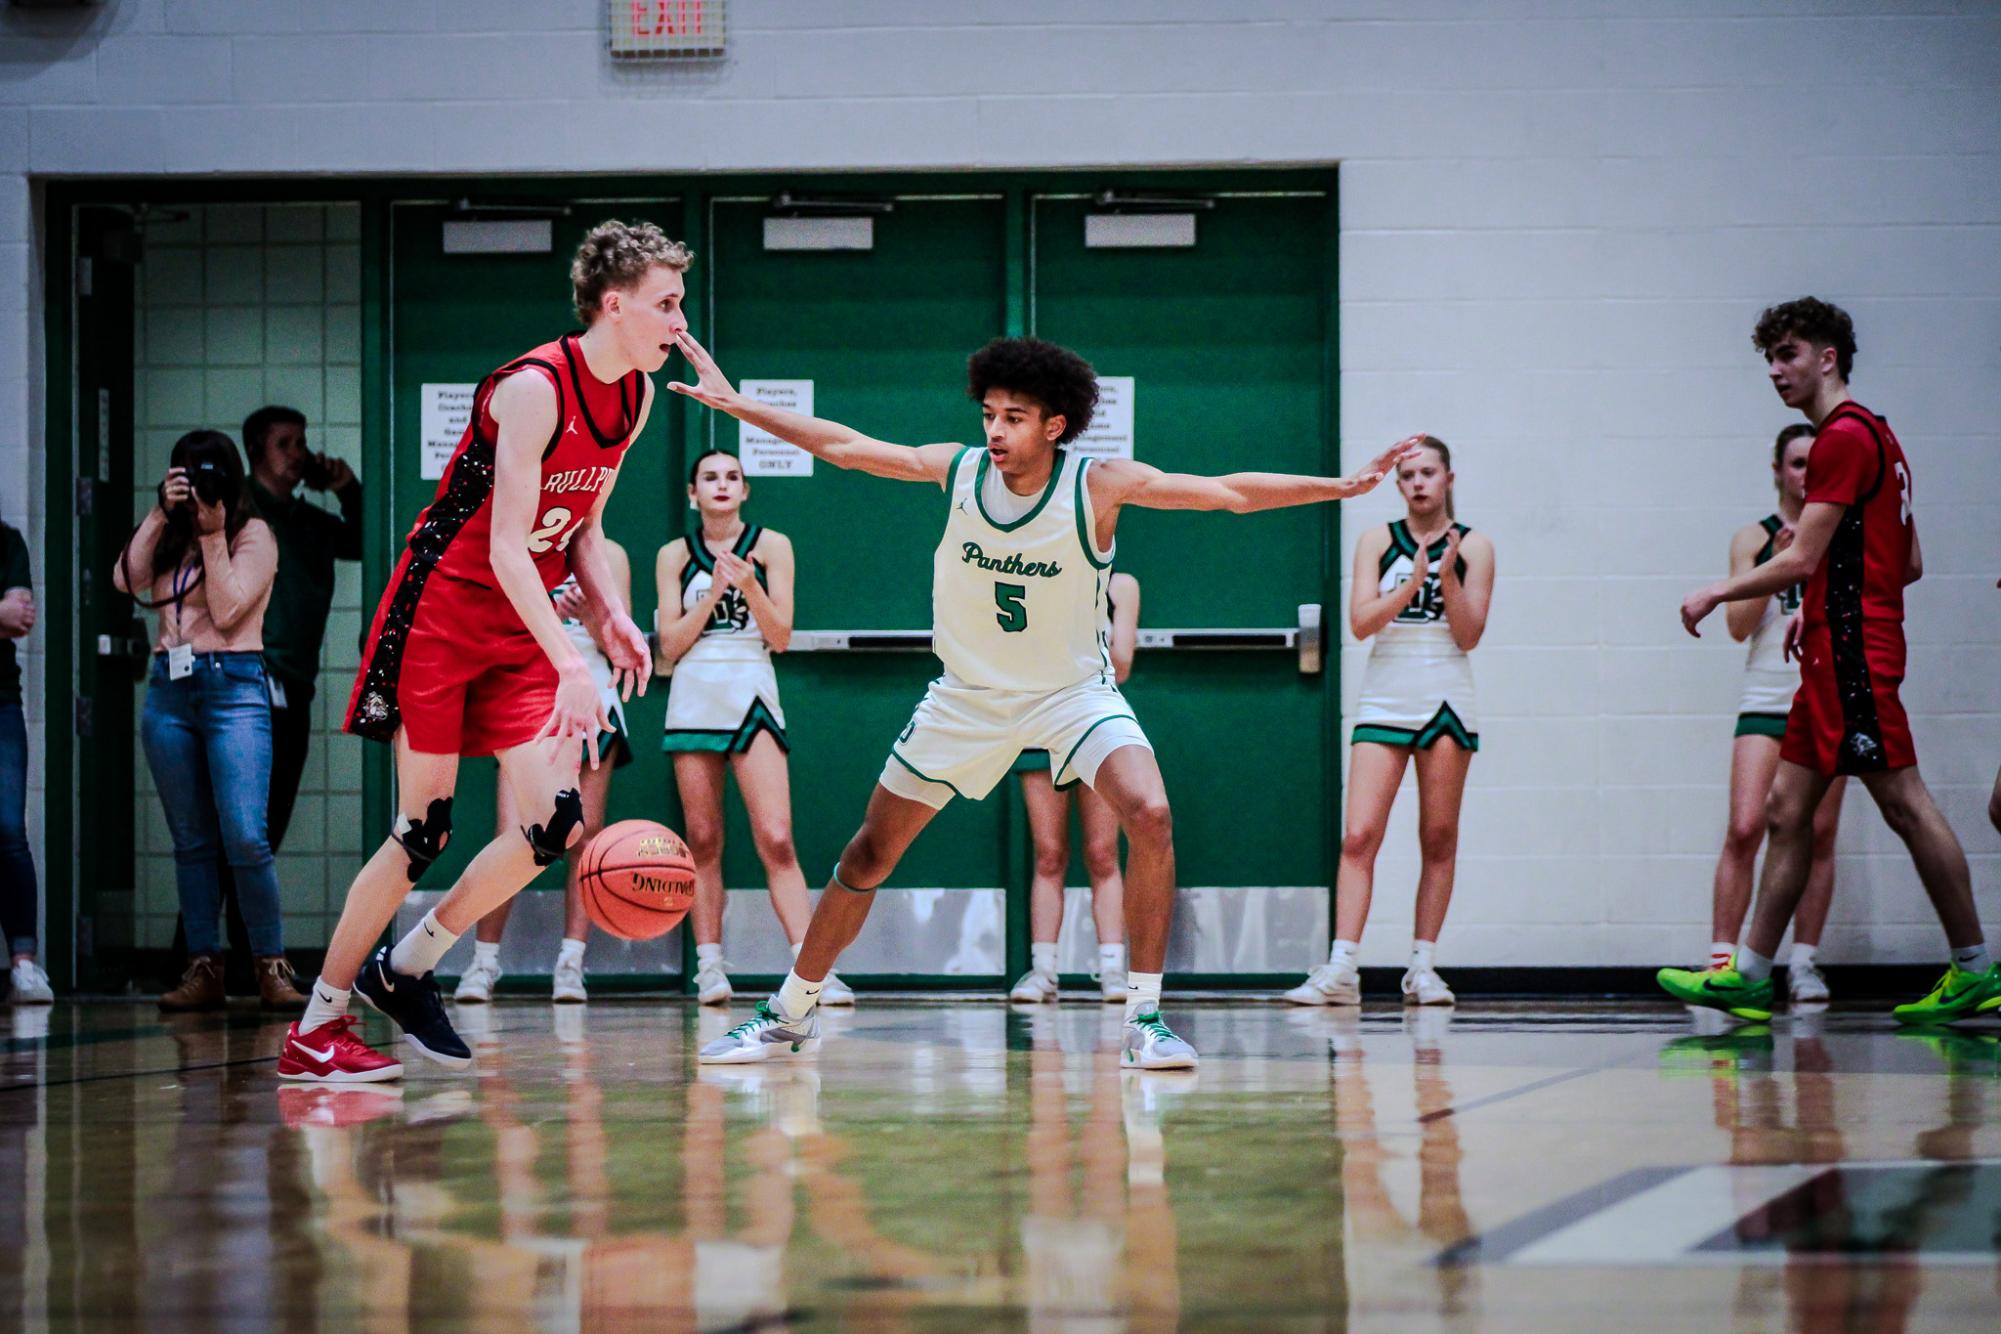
[
  {"left": 523, "top": 788, "right": 584, "bottom": 867},
  {"left": 391, "top": 797, "right": 454, "bottom": 883}
]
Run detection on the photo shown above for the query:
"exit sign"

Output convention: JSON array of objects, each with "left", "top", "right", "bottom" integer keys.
[{"left": 609, "top": 0, "right": 726, "bottom": 59}]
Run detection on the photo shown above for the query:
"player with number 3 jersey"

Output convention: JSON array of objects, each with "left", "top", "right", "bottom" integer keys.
[{"left": 1663, "top": 296, "right": 1998, "bottom": 1027}]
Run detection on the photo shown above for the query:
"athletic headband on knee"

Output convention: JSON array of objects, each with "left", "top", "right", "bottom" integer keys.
[{"left": 832, "top": 863, "right": 872, "bottom": 894}]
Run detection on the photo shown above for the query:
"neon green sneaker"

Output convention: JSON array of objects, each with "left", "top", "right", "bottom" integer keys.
[
  {"left": 1656, "top": 965, "right": 1774, "bottom": 1021},
  {"left": 1892, "top": 964, "right": 2001, "bottom": 1026}
]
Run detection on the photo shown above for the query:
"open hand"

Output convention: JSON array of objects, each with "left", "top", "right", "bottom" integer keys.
[
  {"left": 1439, "top": 526, "right": 1462, "bottom": 582},
  {"left": 537, "top": 660, "right": 610, "bottom": 770},
  {"left": 1783, "top": 611, "right": 1805, "bottom": 663},
  {"left": 1344, "top": 435, "right": 1428, "bottom": 496},
  {"left": 666, "top": 331, "right": 738, "bottom": 411},
  {"left": 600, "top": 611, "right": 653, "bottom": 701}
]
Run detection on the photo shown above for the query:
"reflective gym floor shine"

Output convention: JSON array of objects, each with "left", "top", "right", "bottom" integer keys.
[{"left": 3, "top": 1000, "right": 1998, "bottom": 1330}]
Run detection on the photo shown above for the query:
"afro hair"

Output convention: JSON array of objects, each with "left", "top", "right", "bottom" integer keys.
[{"left": 966, "top": 337, "right": 1098, "bottom": 444}]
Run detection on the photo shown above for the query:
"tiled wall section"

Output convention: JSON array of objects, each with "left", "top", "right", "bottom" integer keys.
[{"left": 129, "top": 203, "right": 366, "bottom": 950}]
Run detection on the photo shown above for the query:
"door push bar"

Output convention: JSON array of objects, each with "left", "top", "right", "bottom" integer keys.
[{"left": 788, "top": 605, "right": 1325, "bottom": 674}]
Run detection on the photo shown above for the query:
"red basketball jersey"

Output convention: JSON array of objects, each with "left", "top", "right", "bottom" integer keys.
[
  {"left": 1801, "top": 401, "right": 1912, "bottom": 635},
  {"left": 415, "top": 333, "right": 645, "bottom": 593}
]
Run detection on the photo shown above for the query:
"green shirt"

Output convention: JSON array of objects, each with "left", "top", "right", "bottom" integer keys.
[
  {"left": 251, "top": 479, "right": 364, "bottom": 694},
  {"left": 0, "top": 524, "right": 28, "bottom": 705}
]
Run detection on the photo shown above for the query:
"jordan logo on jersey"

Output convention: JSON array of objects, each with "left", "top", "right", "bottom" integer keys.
[
  {"left": 544, "top": 465, "right": 618, "bottom": 494},
  {"left": 960, "top": 542, "right": 1063, "bottom": 579}
]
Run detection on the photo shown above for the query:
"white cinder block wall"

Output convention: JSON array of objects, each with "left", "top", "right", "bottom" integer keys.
[{"left": 3, "top": 1, "right": 1996, "bottom": 967}]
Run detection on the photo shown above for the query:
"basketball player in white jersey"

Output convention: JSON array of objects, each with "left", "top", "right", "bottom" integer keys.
[
  {"left": 670, "top": 331, "right": 1419, "bottom": 1069},
  {"left": 1703, "top": 425, "right": 1846, "bottom": 1001},
  {"left": 454, "top": 541, "right": 638, "bottom": 1004},
  {"left": 1285, "top": 437, "right": 1495, "bottom": 1007},
  {"left": 655, "top": 448, "right": 853, "bottom": 1008}
]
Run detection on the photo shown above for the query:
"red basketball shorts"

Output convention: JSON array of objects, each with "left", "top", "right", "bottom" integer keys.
[
  {"left": 1781, "top": 621, "right": 1916, "bottom": 776},
  {"left": 345, "top": 558, "right": 556, "bottom": 757}
]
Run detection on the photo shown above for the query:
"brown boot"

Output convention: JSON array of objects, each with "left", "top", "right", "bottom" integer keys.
[
  {"left": 159, "top": 954, "right": 225, "bottom": 1011},
  {"left": 257, "top": 955, "right": 308, "bottom": 1011}
]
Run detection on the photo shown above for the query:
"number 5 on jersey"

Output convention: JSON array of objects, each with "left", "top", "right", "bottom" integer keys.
[
  {"left": 528, "top": 505, "right": 589, "bottom": 554},
  {"left": 994, "top": 582, "right": 1028, "bottom": 633}
]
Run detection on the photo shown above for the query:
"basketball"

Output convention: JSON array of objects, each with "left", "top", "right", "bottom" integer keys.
[{"left": 578, "top": 819, "right": 697, "bottom": 941}]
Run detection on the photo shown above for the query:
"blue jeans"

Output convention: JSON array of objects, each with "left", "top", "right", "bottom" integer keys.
[
  {"left": 0, "top": 701, "right": 36, "bottom": 956},
  {"left": 140, "top": 652, "right": 285, "bottom": 957}
]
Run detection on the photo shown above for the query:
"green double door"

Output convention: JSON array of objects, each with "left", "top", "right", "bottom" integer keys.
[
  {"left": 383, "top": 182, "right": 1336, "bottom": 987},
  {"left": 1027, "top": 192, "right": 1337, "bottom": 980}
]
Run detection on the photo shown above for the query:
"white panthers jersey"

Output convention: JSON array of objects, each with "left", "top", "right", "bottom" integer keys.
[
  {"left": 932, "top": 446, "right": 1114, "bottom": 692},
  {"left": 1744, "top": 514, "right": 1804, "bottom": 678},
  {"left": 678, "top": 524, "right": 772, "bottom": 665}
]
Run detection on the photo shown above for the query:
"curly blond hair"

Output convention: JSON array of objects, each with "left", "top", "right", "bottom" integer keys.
[{"left": 571, "top": 220, "right": 693, "bottom": 324}]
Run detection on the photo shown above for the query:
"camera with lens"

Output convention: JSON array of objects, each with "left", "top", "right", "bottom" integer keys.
[{"left": 189, "top": 460, "right": 227, "bottom": 507}]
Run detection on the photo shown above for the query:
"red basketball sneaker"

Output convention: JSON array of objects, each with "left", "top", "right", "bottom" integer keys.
[
  {"left": 277, "top": 1016, "right": 404, "bottom": 1083},
  {"left": 276, "top": 1084, "right": 405, "bottom": 1129}
]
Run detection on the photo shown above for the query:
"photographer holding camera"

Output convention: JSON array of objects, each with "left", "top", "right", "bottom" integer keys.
[
  {"left": 114, "top": 429, "right": 304, "bottom": 1011},
  {"left": 242, "top": 406, "right": 363, "bottom": 855}
]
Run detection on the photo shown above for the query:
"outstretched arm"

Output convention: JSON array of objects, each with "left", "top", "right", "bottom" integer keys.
[
  {"left": 1681, "top": 501, "right": 1840, "bottom": 637},
  {"left": 668, "top": 331, "right": 959, "bottom": 485},
  {"left": 1090, "top": 436, "right": 1425, "bottom": 515}
]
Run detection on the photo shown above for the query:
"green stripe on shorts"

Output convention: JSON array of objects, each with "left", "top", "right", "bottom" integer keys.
[{"left": 1735, "top": 712, "right": 1789, "bottom": 739}]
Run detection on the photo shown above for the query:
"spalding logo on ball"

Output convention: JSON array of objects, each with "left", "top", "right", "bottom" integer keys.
[{"left": 579, "top": 819, "right": 697, "bottom": 940}]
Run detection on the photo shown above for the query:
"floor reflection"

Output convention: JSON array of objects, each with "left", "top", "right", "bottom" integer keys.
[{"left": 3, "top": 1001, "right": 2000, "bottom": 1328}]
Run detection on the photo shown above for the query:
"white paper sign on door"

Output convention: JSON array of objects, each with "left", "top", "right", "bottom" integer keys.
[
  {"left": 1070, "top": 376, "right": 1135, "bottom": 460},
  {"left": 738, "top": 380, "right": 815, "bottom": 476},
  {"left": 420, "top": 383, "right": 477, "bottom": 480}
]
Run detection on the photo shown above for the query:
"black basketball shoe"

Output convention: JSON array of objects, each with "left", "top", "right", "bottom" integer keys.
[{"left": 353, "top": 944, "right": 471, "bottom": 1070}]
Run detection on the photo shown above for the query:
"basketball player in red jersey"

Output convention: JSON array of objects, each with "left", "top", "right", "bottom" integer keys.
[
  {"left": 1660, "top": 297, "right": 1998, "bottom": 1024},
  {"left": 277, "top": 221, "right": 686, "bottom": 1081}
]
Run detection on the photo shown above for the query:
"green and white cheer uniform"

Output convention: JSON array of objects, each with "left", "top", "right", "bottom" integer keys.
[
  {"left": 1351, "top": 519, "right": 1479, "bottom": 751},
  {"left": 1736, "top": 514, "right": 1803, "bottom": 740},
  {"left": 662, "top": 524, "right": 789, "bottom": 754},
  {"left": 882, "top": 447, "right": 1150, "bottom": 810},
  {"left": 551, "top": 573, "right": 633, "bottom": 768}
]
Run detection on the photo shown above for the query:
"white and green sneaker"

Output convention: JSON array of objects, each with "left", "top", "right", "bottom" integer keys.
[
  {"left": 1121, "top": 1010, "right": 1198, "bottom": 1070},
  {"left": 698, "top": 998, "right": 820, "bottom": 1065}
]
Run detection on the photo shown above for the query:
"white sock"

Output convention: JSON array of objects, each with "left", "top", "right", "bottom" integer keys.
[
  {"left": 1124, "top": 970, "right": 1163, "bottom": 1022},
  {"left": 472, "top": 940, "right": 501, "bottom": 971},
  {"left": 300, "top": 981, "right": 350, "bottom": 1035},
  {"left": 557, "top": 937, "right": 586, "bottom": 965},
  {"left": 390, "top": 909, "right": 459, "bottom": 977},
  {"left": 1328, "top": 939, "right": 1359, "bottom": 973},
  {"left": 1951, "top": 943, "right": 1992, "bottom": 974},
  {"left": 1098, "top": 942, "right": 1126, "bottom": 974},
  {"left": 1031, "top": 942, "right": 1058, "bottom": 976},
  {"left": 1710, "top": 940, "right": 1736, "bottom": 970},
  {"left": 1410, "top": 940, "right": 1437, "bottom": 973},
  {"left": 1787, "top": 943, "right": 1818, "bottom": 969},
  {"left": 776, "top": 969, "right": 822, "bottom": 1020},
  {"left": 1734, "top": 946, "right": 1774, "bottom": 981},
  {"left": 697, "top": 942, "right": 724, "bottom": 968}
]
